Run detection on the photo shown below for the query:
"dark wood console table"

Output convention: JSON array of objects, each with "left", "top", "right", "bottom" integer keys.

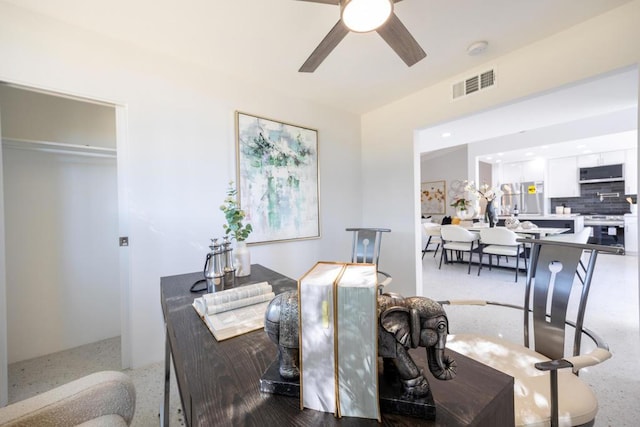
[{"left": 160, "top": 264, "right": 514, "bottom": 426}]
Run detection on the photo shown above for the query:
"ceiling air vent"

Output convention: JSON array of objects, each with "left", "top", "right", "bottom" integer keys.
[{"left": 452, "top": 68, "right": 496, "bottom": 100}]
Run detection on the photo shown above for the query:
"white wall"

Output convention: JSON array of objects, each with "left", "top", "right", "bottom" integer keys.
[
  {"left": 361, "top": 1, "right": 640, "bottom": 298},
  {"left": 0, "top": 2, "right": 362, "bottom": 368},
  {"left": 466, "top": 111, "right": 638, "bottom": 163},
  {"left": 420, "top": 146, "right": 468, "bottom": 221}
]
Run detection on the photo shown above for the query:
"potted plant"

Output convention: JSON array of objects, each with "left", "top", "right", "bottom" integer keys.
[
  {"left": 220, "top": 182, "right": 253, "bottom": 276},
  {"left": 450, "top": 198, "right": 470, "bottom": 210},
  {"left": 450, "top": 198, "right": 475, "bottom": 220}
]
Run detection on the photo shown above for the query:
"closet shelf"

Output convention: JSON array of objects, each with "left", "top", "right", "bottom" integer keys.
[{"left": 2, "top": 137, "right": 116, "bottom": 158}]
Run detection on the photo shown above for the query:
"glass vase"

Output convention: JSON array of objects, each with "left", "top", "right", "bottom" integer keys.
[
  {"left": 234, "top": 241, "right": 251, "bottom": 277},
  {"left": 456, "top": 206, "right": 475, "bottom": 220}
]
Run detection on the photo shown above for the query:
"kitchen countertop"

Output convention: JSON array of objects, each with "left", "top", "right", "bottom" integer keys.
[{"left": 497, "top": 214, "right": 583, "bottom": 220}]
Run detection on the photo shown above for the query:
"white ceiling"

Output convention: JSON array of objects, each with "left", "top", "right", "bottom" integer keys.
[
  {"left": 419, "top": 67, "right": 639, "bottom": 161},
  {"left": 2, "top": 0, "right": 634, "bottom": 114}
]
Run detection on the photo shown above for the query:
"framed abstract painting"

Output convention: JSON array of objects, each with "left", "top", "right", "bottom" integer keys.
[
  {"left": 421, "top": 180, "right": 446, "bottom": 215},
  {"left": 235, "top": 111, "right": 320, "bottom": 244}
]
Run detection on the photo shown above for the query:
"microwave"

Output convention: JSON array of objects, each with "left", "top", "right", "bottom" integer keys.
[{"left": 579, "top": 164, "right": 624, "bottom": 183}]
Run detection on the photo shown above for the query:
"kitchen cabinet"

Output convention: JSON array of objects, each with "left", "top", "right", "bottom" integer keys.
[
  {"left": 625, "top": 215, "right": 637, "bottom": 254},
  {"left": 547, "top": 157, "right": 579, "bottom": 197},
  {"left": 625, "top": 148, "right": 637, "bottom": 195},
  {"left": 522, "top": 158, "right": 545, "bottom": 182},
  {"left": 577, "top": 150, "right": 625, "bottom": 167},
  {"left": 499, "top": 159, "right": 544, "bottom": 183}
]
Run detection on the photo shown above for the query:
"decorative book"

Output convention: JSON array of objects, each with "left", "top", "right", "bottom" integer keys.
[
  {"left": 298, "top": 262, "right": 380, "bottom": 421},
  {"left": 192, "top": 281, "right": 274, "bottom": 341}
]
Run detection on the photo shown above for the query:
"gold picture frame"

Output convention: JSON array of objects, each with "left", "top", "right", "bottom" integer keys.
[
  {"left": 421, "top": 180, "right": 446, "bottom": 215},
  {"left": 235, "top": 111, "right": 320, "bottom": 244}
]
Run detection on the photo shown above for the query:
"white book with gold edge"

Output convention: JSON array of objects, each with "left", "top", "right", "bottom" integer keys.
[
  {"left": 336, "top": 264, "right": 380, "bottom": 421},
  {"left": 298, "top": 262, "right": 380, "bottom": 421},
  {"left": 299, "top": 262, "right": 344, "bottom": 415}
]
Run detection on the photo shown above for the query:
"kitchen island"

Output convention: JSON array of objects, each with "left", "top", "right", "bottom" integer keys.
[{"left": 496, "top": 214, "right": 584, "bottom": 233}]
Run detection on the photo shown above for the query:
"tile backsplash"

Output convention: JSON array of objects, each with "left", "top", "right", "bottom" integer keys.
[{"left": 550, "top": 181, "right": 636, "bottom": 215}]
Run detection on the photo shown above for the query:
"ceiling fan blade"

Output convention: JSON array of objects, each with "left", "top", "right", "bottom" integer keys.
[
  {"left": 296, "top": 0, "right": 339, "bottom": 4},
  {"left": 376, "top": 12, "right": 426, "bottom": 67},
  {"left": 299, "top": 20, "right": 349, "bottom": 72}
]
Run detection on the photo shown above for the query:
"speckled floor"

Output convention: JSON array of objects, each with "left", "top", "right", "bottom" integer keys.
[
  {"left": 8, "top": 337, "right": 184, "bottom": 426},
  {"left": 7, "top": 252, "right": 640, "bottom": 426}
]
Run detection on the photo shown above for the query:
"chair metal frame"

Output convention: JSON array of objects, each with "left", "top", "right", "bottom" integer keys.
[
  {"left": 441, "top": 238, "right": 621, "bottom": 427},
  {"left": 543, "top": 227, "right": 593, "bottom": 284}
]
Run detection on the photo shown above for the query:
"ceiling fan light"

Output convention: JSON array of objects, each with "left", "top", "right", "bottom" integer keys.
[{"left": 341, "top": 0, "right": 393, "bottom": 33}]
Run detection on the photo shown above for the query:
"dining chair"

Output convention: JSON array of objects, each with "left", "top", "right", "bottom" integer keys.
[
  {"left": 441, "top": 239, "right": 621, "bottom": 427},
  {"left": 346, "top": 227, "right": 392, "bottom": 290},
  {"left": 421, "top": 222, "right": 441, "bottom": 259},
  {"left": 478, "top": 227, "right": 527, "bottom": 282},
  {"left": 438, "top": 224, "right": 480, "bottom": 274}
]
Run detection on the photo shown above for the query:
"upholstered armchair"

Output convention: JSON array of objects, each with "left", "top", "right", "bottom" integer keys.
[{"left": 0, "top": 371, "right": 135, "bottom": 426}]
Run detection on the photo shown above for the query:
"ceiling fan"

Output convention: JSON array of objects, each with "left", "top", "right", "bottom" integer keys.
[{"left": 297, "top": 0, "right": 426, "bottom": 72}]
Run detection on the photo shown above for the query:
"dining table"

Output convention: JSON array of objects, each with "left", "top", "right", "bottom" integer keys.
[{"left": 465, "top": 224, "right": 570, "bottom": 238}]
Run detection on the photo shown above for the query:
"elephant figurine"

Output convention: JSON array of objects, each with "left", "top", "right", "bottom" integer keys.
[{"left": 264, "top": 291, "right": 457, "bottom": 397}]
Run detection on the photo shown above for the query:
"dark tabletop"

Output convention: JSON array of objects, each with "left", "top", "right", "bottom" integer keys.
[{"left": 160, "top": 264, "right": 514, "bottom": 427}]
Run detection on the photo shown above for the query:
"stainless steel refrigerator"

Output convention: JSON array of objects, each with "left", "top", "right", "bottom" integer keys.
[
  {"left": 499, "top": 181, "right": 544, "bottom": 215},
  {"left": 520, "top": 181, "right": 544, "bottom": 214}
]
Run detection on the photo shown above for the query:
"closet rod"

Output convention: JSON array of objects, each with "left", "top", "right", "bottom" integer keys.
[{"left": 2, "top": 137, "right": 116, "bottom": 158}]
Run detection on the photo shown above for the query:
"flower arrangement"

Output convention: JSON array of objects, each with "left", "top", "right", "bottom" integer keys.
[
  {"left": 220, "top": 181, "right": 253, "bottom": 242},
  {"left": 463, "top": 181, "right": 502, "bottom": 225},
  {"left": 464, "top": 181, "right": 502, "bottom": 202}
]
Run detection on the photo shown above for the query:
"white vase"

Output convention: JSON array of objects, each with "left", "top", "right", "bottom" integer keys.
[
  {"left": 234, "top": 241, "right": 251, "bottom": 277},
  {"left": 456, "top": 206, "right": 475, "bottom": 220}
]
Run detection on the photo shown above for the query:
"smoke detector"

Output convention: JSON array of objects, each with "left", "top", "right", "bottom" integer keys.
[{"left": 467, "top": 41, "right": 488, "bottom": 56}]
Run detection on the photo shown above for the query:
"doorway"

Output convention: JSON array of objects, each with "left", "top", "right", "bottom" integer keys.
[{"left": 0, "top": 84, "right": 129, "bottom": 403}]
